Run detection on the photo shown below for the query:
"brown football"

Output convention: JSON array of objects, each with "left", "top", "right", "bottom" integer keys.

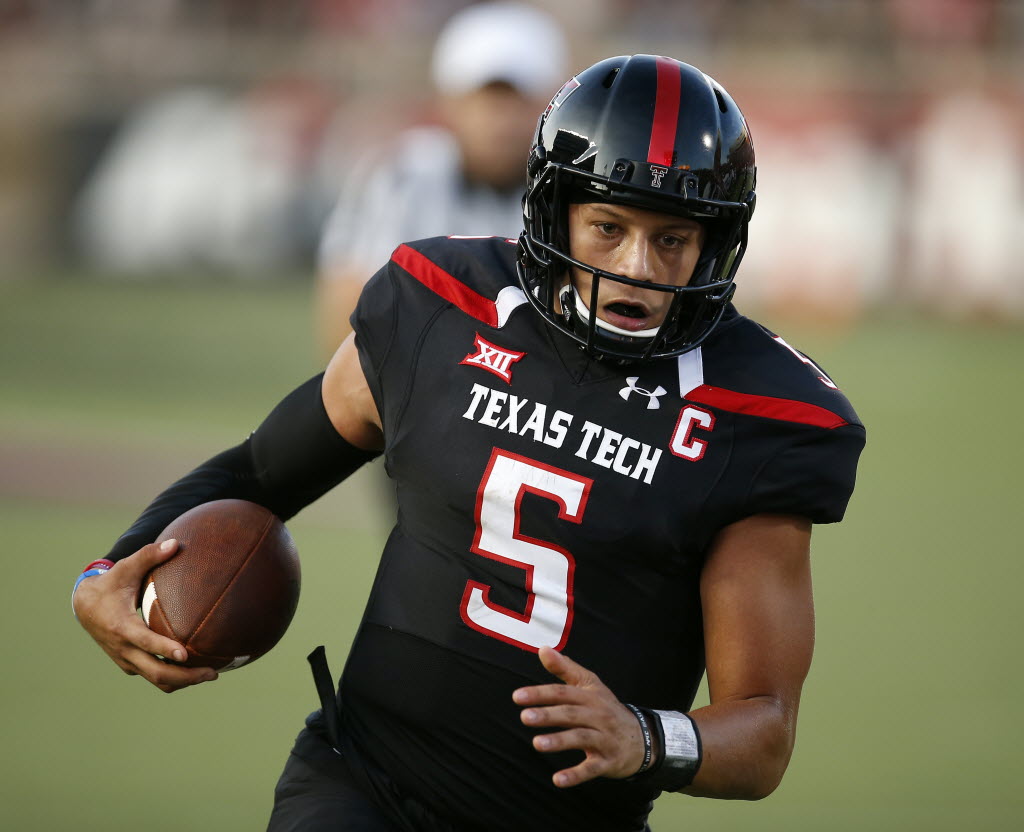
[{"left": 142, "top": 499, "right": 300, "bottom": 671}]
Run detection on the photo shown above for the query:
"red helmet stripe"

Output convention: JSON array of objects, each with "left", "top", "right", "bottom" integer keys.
[{"left": 647, "top": 56, "right": 681, "bottom": 166}]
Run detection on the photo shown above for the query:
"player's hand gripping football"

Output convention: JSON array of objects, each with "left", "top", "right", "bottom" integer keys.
[
  {"left": 513, "top": 647, "right": 646, "bottom": 788},
  {"left": 73, "top": 539, "right": 218, "bottom": 693}
]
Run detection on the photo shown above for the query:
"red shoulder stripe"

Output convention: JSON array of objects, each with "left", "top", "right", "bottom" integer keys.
[
  {"left": 686, "top": 384, "right": 848, "bottom": 429},
  {"left": 391, "top": 244, "right": 498, "bottom": 326},
  {"left": 648, "top": 56, "right": 681, "bottom": 166}
]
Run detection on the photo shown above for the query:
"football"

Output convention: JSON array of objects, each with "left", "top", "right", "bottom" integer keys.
[{"left": 142, "top": 499, "right": 300, "bottom": 671}]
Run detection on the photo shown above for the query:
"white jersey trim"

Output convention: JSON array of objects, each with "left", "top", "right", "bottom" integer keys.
[
  {"left": 496, "top": 286, "right": 528, "bottom": 328},
  {"left": 676, "top": 347, "right": 705, "bottom": 397}
]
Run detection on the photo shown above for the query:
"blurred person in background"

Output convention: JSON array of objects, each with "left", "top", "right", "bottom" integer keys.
[
  {"left": 901, "top": 90, "right": 1024, "bottom": 320},
  {"left": 71, "top": 78, "right": 334, "bottom": 276},
  {"left": 315, "top": 1, "right": 569, "bottom": 356},
  {"left": 739, "top": 101, "right": 898, "bottom": 327}
]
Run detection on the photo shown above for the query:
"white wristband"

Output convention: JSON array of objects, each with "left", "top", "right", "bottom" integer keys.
[{"left": 652, "top": 709, "right": 701, "bottom": 788}]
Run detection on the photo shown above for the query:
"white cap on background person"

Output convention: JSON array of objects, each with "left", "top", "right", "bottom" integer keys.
[{"left": 430, "top": 2, "right": 569, "bottom": 99}]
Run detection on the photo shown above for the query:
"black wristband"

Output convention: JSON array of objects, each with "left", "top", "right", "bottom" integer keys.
[{"left": 623, "top": 704, "right": 654, "bottom": 775}]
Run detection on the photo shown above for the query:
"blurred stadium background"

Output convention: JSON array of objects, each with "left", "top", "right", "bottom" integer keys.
[{"left": 1, "top": 1, "right": 1021, "bottom": 829}]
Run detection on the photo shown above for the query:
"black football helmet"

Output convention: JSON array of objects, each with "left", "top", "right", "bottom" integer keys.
[{"left": 518, "top": 54, "right": 756, "bottom": 362}]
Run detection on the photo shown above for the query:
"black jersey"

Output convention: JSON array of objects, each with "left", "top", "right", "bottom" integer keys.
[{"left": 334, "top": 236, "right": 864, "bottom": 831}]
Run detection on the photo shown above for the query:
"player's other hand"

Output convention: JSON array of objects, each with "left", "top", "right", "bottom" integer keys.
[
  {"left": 73, "top": 539, "right": 218, "bottom": 693},
  {"left": 513, "top": 647, "right": 645, "bottom": 788}
]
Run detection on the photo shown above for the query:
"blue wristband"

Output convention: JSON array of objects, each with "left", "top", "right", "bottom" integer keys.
[{"left": 71, "top": 563, "right": 113, "bottom": 617}]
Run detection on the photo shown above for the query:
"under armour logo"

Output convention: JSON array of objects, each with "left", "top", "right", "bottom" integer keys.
[
  {"left": 650, "top": 165, "right": 668, "bottom": 188},
  {"left": 460, "top": 334, "right": 526, "bottom": 384},
  {"left": 619, "top": 377, "right": 667, "bottom": 409}
]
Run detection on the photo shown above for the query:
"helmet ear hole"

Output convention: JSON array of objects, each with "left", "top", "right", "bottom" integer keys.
[{"left": 551, "top": 130, "right": 592, "bottom": 166}]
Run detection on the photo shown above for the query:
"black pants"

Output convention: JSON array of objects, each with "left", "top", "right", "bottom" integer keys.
[
  {"left": 267, "top": 750, "right": 398, "bottom": 832},
  {"left": 267, "top": 714, "right": 655, "bottom": 832},
  {"left": 266, "top": 719, "right": 459, "bottom": 832}
]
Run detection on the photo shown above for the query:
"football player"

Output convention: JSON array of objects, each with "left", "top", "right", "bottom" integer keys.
[{"left": 73, "top": 55, "right": 865, "bottom": 831}]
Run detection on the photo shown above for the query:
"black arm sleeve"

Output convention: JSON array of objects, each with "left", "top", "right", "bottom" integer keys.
[{"left": 106, "top": 373, "right": 380, "bottom": 561}]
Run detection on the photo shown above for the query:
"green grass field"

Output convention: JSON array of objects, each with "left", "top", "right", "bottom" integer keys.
[{"left": 2, "top": 276, "right": 1021, "bottom": 830}]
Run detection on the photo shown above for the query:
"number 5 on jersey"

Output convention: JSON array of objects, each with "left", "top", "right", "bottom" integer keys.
[{"left": 461, "top": 449, "right": 593, "bottom": 652}]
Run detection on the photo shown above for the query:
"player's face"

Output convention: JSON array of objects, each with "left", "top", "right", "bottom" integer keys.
[{"left": 566, "top": 203, "right": 706, "bottom": 332}]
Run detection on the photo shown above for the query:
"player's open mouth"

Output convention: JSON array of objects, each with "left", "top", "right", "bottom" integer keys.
[{"left": 603, "top": 301, "right": 654, "bottom": 331}]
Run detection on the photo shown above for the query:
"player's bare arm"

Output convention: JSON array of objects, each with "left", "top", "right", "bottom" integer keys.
[
  {"left": 73, "top": 539, "right": 218, "bottom": 693},
  {"left": 682, "top": 512, "right": 814, "bottom": 799},
  {"left": 513, "top": 512, "right": 814, "bottom": 798},
  {"left": 321, "top": 331, "right": 384, "bottom": 450}
]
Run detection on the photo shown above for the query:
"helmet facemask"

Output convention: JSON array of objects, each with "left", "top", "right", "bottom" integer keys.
[
  {"left": 519, "top": 160, "right": 749, "bottom": 363},
  {"left": 516, "top": 55, "right": 756, "bottom": 364}
]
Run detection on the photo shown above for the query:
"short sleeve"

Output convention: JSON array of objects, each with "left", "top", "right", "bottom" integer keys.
[
  {"left": 745, "top": 423, "right": 865, "bottom": 524},
  {"left": 350, "top": 264, "right": 399, "bottom": 423},
  {"left": 349, "top": 254, "right": 450, "bottom": 439}
]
